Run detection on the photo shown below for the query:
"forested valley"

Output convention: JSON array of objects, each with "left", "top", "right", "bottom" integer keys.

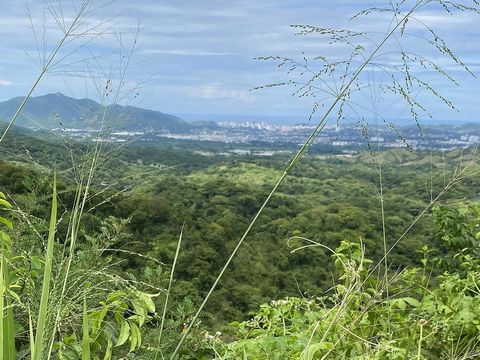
[{"left": 1, "top": 128, "right": 480, "bottom": 358}]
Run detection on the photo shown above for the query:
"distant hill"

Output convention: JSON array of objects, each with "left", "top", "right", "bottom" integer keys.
[{"left": 0, "top": 93, "right": 219, "bottom": 133}]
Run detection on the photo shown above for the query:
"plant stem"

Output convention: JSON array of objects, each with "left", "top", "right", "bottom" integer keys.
[
  {"left": 417, "top": 321, "right": 424, "bottom": 360},
  {"left": 155, "top": 225, "right": 184, "bottom": 360},
  {"left": 33, "top": 174, "right": 57, "bottom": 360}
]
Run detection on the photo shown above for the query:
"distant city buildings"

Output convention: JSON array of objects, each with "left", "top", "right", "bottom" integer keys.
[{"left": 49, "top": 120, "right": 480, "bottom": 151}]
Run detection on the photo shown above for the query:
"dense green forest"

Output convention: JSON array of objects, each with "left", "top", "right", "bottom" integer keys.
[{"left": 1, "top": 130, "right": 480, "bottom": 358}]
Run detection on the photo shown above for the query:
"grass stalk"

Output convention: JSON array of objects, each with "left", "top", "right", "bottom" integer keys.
[
  {"left": 377, "top": 158, "right": 391, "bottom": 334},
  {"left": 1, "top": 260, "right": 15, "bottom": 360},
  {"left": 0, "top": 194, "right": 15, "bottom": 359},
  {"left": 417, "top": 320, "right": 425, "bottom": 360},
  {"left": 33, "top": 173, "right": 57, "bottom": 360},
  {"left": 46, "top": 26, "right": 135, "bottom": 355},
  {"left": 155, "top": 225, "right": 184, "bottom": 360},
  {"left": 28, "top": 308, "right": 35, "bottom": 358},
  {"left": 0, "top": 261, "right": 4, "bottom": 360},
  {"left": 82, "top": 294, "right": 91, "bottom": 360}
]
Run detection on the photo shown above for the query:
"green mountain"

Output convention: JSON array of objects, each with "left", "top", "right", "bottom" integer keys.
[{"left": 0, "top": 93, "right": 218, "bottom": 132}]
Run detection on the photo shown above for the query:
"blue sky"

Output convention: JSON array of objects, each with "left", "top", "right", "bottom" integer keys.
[{"left": 0, "top": 0, "right": 478, "bottom": 122}]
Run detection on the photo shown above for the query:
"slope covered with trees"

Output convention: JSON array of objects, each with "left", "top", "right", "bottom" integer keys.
[{"left": 1, "top": 132, "right": 480, "bottom": 358}]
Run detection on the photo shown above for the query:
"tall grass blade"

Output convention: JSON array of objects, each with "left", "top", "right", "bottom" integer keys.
[
  {"left": 33, "top": 173, "right": 57, "bottom": 360},
  {"left": 28, "top": 307, "right": 35, "bottom": 359},
  {"left": 0, "top": 261, "right": 4, "bottom": 360},
  {"left": 0, "top": 193, "right": 15, "bottom": 359},
  {"left": 155, "top": 224, "right": 184, "bottom": 360},
  {"left": 0, "top": 259, "right": 14, "bottom": 360},
  {"left": 2, "top": 261, "right": 15, "bottom": 360},
  {"left": 82, "top": 294, "right": 91, "bottom": 360}
]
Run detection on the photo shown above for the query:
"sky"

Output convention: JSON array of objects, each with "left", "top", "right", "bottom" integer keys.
[{"left": 0, "top": 0, "right": 478, "bottom": 123}]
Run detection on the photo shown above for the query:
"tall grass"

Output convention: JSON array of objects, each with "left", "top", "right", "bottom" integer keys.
[
  {"left": 155, "top": 225, "right": 184, "bottom": 360},
  {"left": 0, "top": 1, "right": 157, "bottom": 358},
  {"left": 0, "top": 260, "right": 5, "bottom": 360},
  {"left": 0, "top": 192, "right": 15, "bottom": 360},
  {"left": 32, "top": 174, "right": 57, "bottom": 360},
  {"left": 82, "top": 294, "right": 91, "bottom": 360}
]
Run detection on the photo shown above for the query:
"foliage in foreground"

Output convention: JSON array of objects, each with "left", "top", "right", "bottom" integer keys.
[
  {"left": 211, "top": 203, "right": 480, "bottom": 359},
  {"left": 0, "top": 186, "right": 160, "bottom": 358}
]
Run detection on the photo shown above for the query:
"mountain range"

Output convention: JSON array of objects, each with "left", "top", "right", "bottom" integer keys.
[{"left": 0, "top": 93, "right": 219, "bottom": 133}]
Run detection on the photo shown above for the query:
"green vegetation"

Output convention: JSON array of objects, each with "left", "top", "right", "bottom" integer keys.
[
  {"left": 216, "top": 223, "right": 480, "bottom": 359},
  {"left": 1, "top": 134, "right": 480, "bottom": 358},
  {"left": 1, "top": 0, "right": 480, "bottom": 358}
]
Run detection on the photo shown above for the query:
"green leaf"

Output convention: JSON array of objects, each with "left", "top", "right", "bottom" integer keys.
[
  {"left": 91, "top": 305, "right": 109, "bottom": 335},
  {"left": 103, "top": 338, "right": 113, "bottom": 360},
  {"left": 0, "top": 199, "right": 12, "bottom": 209},
  {"left": 395, "top": 299, "right": 406, "bottom": 311},
  {"left": 136, "top": 291, "right": 156, "bottom": 314},
  {"left": 131, "top": 299, "right": 147, "bottom": 327},
  {"left": 129, "top": 322, "right": 141, "bottom": 352},
  {"left": 0, "top": 232, "right": 12, "bottom": 249},
  {"left": 303, "top": 342, "right": 334, "bottom": 360},
  {"left": 0, "top": 217, "right": 12, "bottom": 230},
  {"left": 115, "top": 318, "right": 130, "bottom": 347},
  {"left": 404, "top": 297, "right": 421, "bottom": 307}
]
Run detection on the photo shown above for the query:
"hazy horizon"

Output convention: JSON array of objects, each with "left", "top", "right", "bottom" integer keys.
[{"left": 0, "top": 91, "right": 476, "bottom": 126}]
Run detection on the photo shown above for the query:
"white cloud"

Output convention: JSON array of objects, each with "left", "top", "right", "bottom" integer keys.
[
  {"left": 189, "top": 83, "right": 255, "bottom": 102},
  {"left": 141, "top": 49, "right": 235, "bottom": 56},
  {"left": 0, "top": 80, "right": 12, "bottom": 86},
  {"left": 410, "top": 11, "right": 476, "bottom": 27}
]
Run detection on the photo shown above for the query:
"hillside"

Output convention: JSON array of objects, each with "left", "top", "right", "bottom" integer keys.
[{"left": 0, "top": 93, "right": 219, "bottom": 133}]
